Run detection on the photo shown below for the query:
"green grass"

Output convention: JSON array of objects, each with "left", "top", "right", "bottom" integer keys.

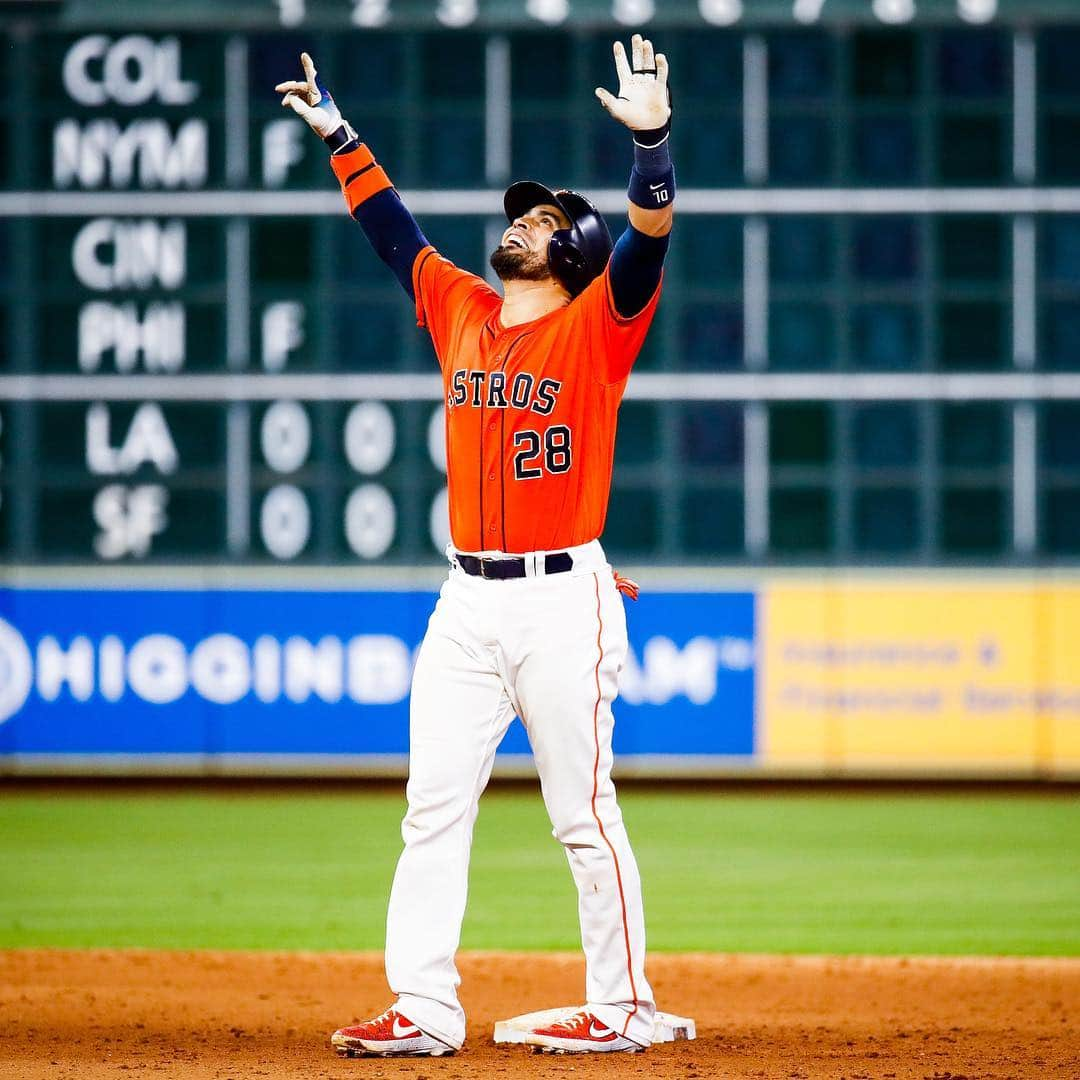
[{"left": 0, "top": 788, "right": 1077, "bottom": 955}]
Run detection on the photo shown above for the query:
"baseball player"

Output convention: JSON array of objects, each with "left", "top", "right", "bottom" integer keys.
[{"left": 277, "top": 33, "right": 674, "bottom": 1057}]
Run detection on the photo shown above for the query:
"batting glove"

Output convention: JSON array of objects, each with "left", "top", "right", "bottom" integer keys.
[
  {"left": 595, "top": 34, "right": 671, "bottom": 148},
  {"left": 275, "top": 52, "right": 357, "bottom": 149}
]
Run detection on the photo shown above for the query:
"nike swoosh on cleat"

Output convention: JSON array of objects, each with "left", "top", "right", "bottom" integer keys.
[
  {"left": 392, "top": 1018, "right": 420, "bottom": 1038},
  {"left": 588, "top": 1021, "right": 615, "bottom": 1039}
]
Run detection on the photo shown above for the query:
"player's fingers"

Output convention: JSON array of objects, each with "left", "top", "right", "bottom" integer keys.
[
  {"left": 280, "top": 92, "right": 310, "bottom": 116},
  {"left": 655, "top": 53, "right": 669, "bottom": 88},
  {"left": 613, "top": 40, "right": 632, "bottom": 86},
  {"left": 631, "top": 32, "right": 644, "bottom": 72},
  {"left": 274, "top": 80, "right": 308, "bottom": 94},
  {"left": 597, "top": 87, "right": 634, "bottom": 126},
  {"left": 641, "top": 37, "right": 655, "bottom": 72},
  {"left": 301, "top": 52, "right": 318, "bottom": 92},
  {"left": 595, "top": 86, "right": 623, "bottom": 118}
]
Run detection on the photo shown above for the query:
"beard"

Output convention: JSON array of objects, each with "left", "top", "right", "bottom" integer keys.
[{"left": 489, "top": 244, "right": 551, "bottom": 283}]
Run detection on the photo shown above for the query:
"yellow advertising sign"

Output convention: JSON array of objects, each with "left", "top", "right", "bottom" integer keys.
[{"left": 760, "top": 580, "right": 1080, "bottom": 775}]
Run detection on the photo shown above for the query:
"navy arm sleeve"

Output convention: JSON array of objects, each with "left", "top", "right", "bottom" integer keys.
[
  {"left": 608, "top": 224, "right": 670, "bottom": 319},
  {"left": 351, "top": 188, "right": 429, "bottom": 300}
]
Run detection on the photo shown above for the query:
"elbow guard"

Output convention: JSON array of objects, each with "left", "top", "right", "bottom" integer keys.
[{"left": 330, "top": 143, "right": 394, "bottom": 215}]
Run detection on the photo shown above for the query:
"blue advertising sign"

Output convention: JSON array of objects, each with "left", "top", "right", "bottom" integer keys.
[{"left": 0, "top": 587, "right": 755, "bottom": 767}]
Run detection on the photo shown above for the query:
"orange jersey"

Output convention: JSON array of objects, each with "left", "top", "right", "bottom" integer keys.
[{"left": 413, "top": 246, "right": 662, "bottom": 553}]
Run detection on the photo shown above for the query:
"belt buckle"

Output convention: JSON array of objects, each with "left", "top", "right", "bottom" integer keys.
[{"left": 480, "top": 558, "right": 493, "bottom": 579}]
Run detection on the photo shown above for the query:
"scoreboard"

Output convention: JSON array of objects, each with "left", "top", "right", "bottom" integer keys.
[
  {"left": 2, "top": 26, "right": 462, "bottom": 564},
  {"left": 47, "top": 2, "right": 1080, "bottom": 30},
  {"left": 3, "top": 2, "right": 1080, "bottom": 567}
]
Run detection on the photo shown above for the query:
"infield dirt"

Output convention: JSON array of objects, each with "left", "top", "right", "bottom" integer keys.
[{"left": 1, "top": 950, "right": 1076, "bottom": 1079}]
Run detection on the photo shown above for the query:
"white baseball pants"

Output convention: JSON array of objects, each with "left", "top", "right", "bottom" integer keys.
[{"left": 384, "top": 540, "right": 654, "bottom": 1050}]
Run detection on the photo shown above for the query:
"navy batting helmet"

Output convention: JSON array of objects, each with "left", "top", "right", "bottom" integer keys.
[{"left": 503, "top": 180, "right": 613, "bottom": 298}]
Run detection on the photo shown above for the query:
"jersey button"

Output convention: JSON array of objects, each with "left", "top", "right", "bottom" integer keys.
[
  {"left": 488, "top": 421, "right": 496, "bottom": 431},
  {"left": 489, "top": 524, "right": 496, "bottom": 533},
  {"left": 488, "top": 472, "right": 495, "bottom": 481}
]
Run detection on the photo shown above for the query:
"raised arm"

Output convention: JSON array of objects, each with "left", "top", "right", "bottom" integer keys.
[
  {"left": 276, "top": 53, "right": 427, "bottom": 299},
  {"left": 595, "top": 34, "right": 675, "bottom": 318}
]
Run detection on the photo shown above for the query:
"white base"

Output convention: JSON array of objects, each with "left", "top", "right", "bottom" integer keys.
[{"left": 494, "top": 1007, "right": 696, "bottom": 1047}]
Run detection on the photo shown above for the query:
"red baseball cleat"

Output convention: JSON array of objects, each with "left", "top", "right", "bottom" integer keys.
[
  {"left": 525, "top": 1010, "right": 646, "bottom": 1054},
  {"left": 330, "top": 1007, "right": 454, "bottom": 1058}
]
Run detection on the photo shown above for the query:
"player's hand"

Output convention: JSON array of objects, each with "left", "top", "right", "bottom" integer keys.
[
  {"left": 595, "top": 34, "right": 670, "bottom": 140},
  {"left": 275, "top": 52, "right": 355, "bottom": 143}
]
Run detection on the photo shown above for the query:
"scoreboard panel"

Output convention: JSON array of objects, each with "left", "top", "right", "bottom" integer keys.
[
  {"left": 50, "top": 2, "right": 1080, "bottom": 32},
  {"left": 2, "top": 8, "right": 1080, "bottom": 566}
]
